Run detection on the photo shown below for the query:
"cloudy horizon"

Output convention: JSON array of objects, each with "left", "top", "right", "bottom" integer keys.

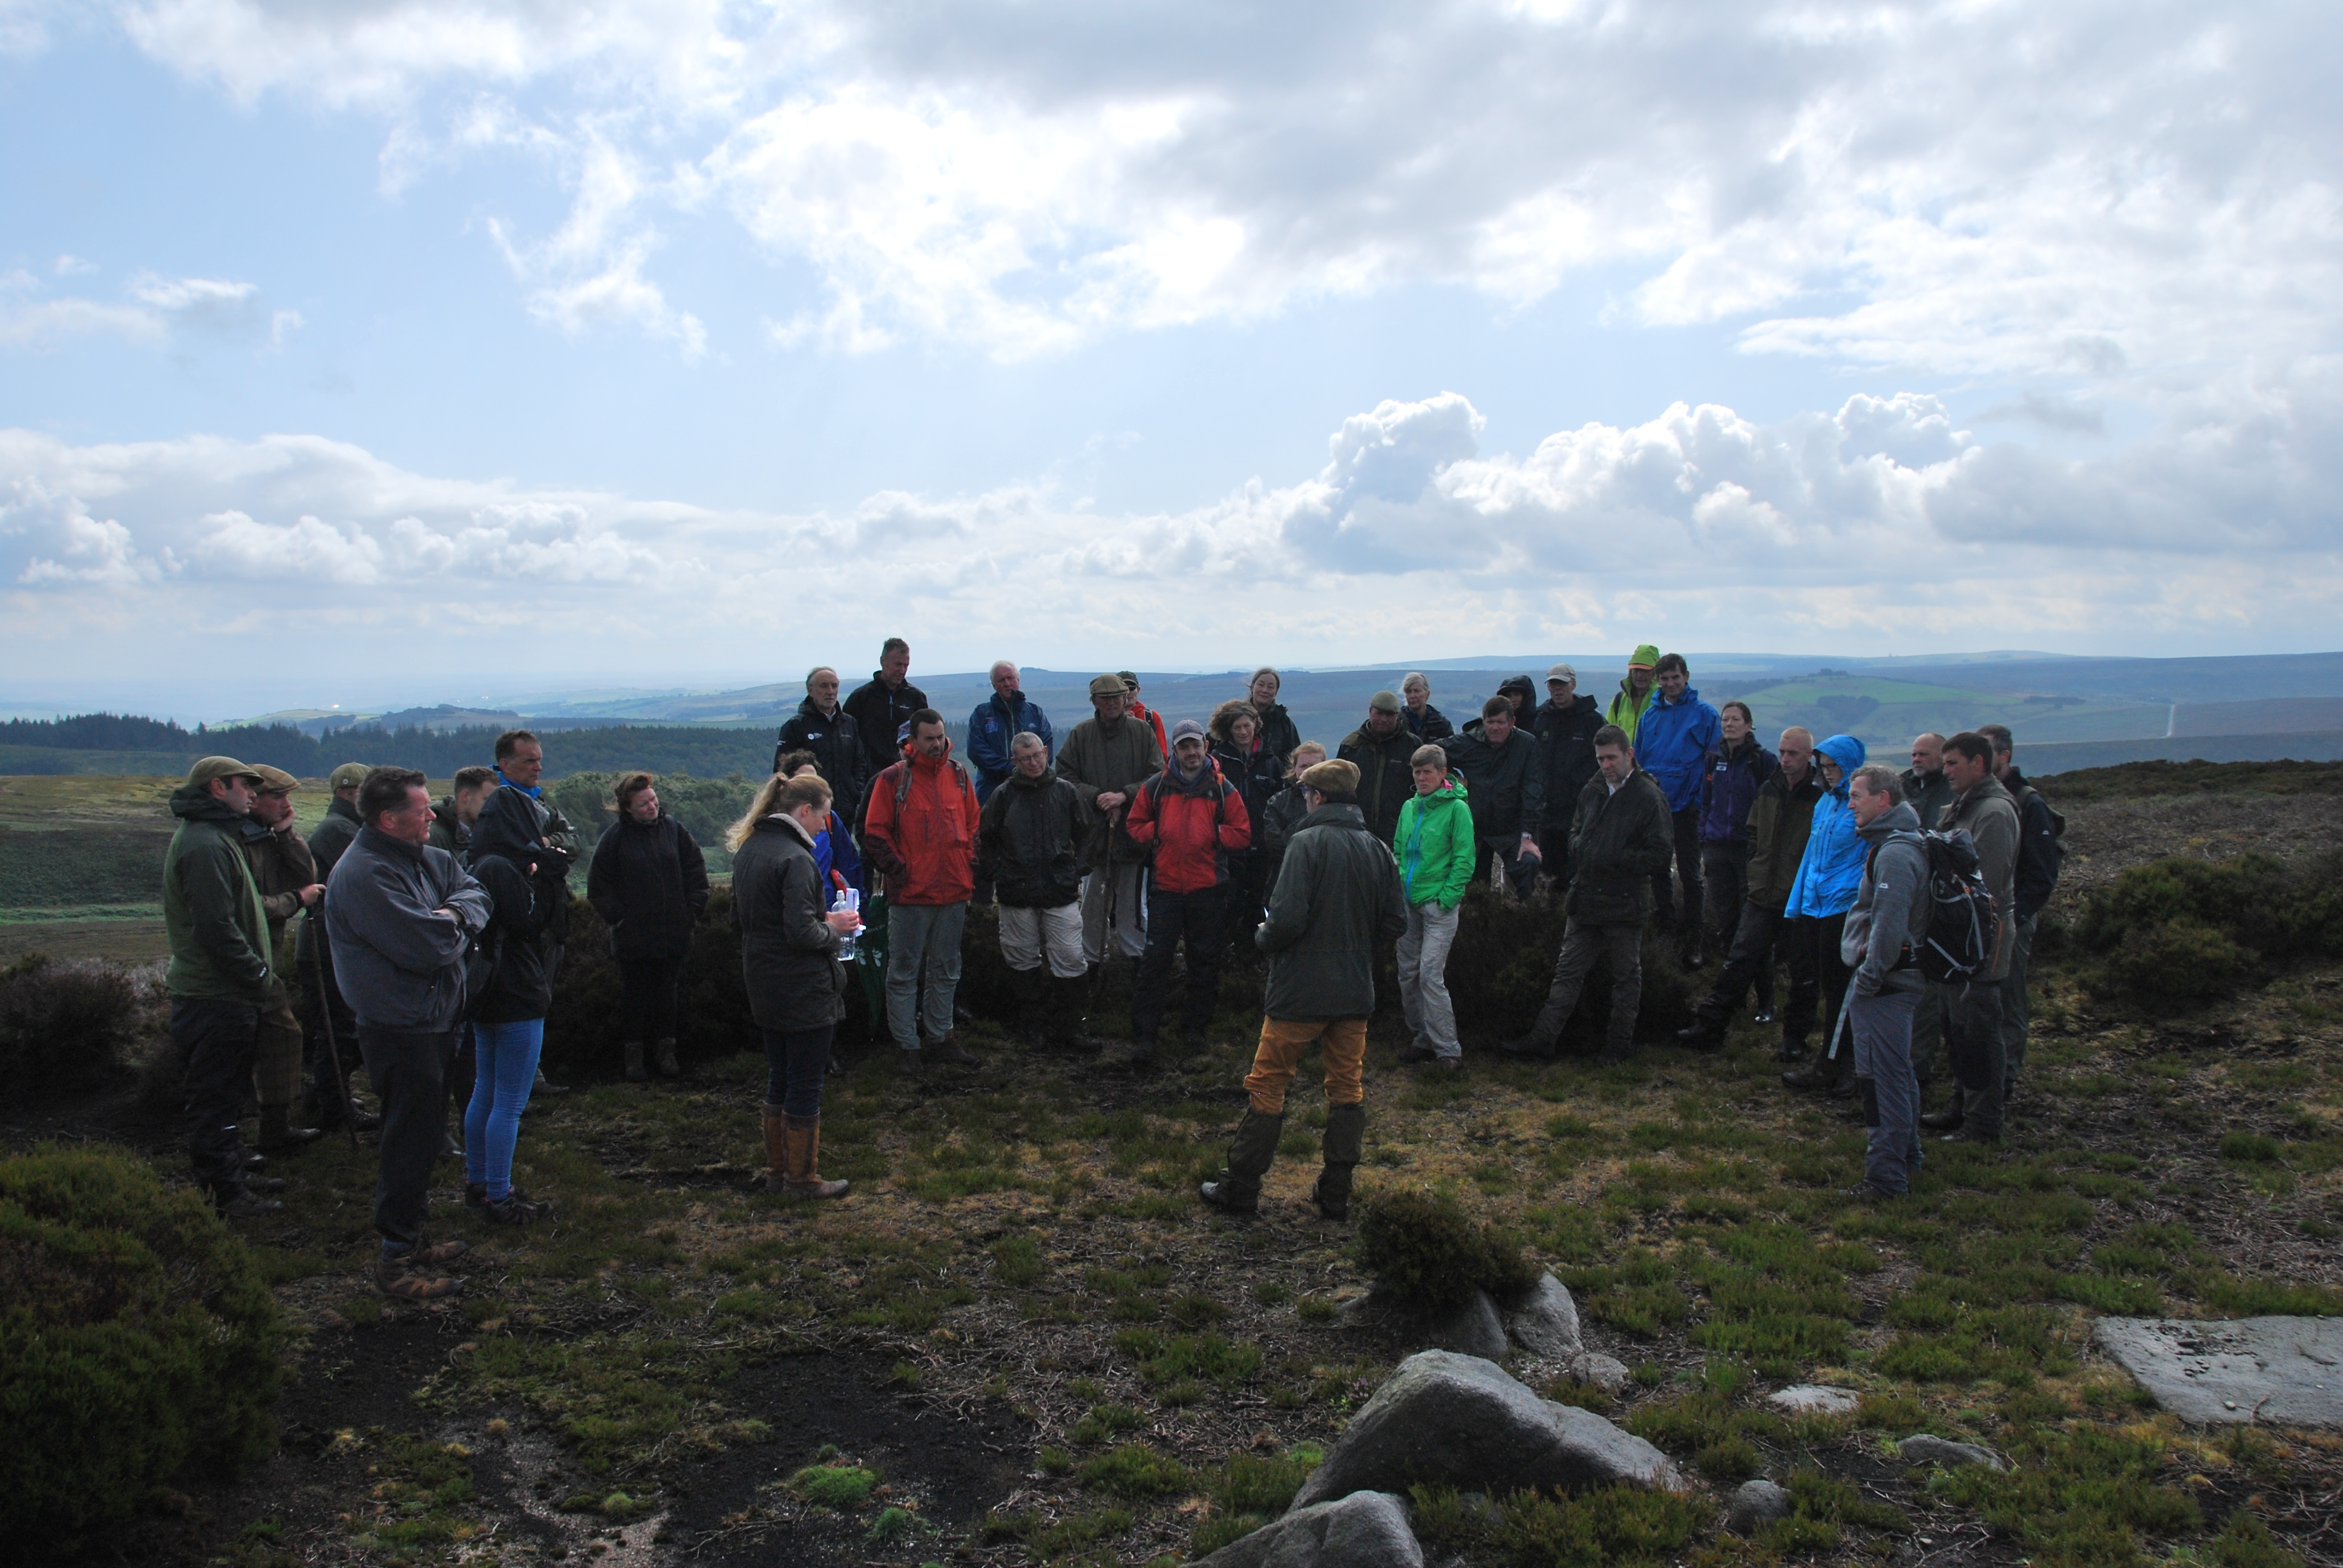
[{"left": 4, "top": 0, "right": 2338, "bottom": 719}]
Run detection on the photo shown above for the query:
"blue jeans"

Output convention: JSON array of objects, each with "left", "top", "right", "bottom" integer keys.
[
  {"left": 463, "top": 1018, "right": 544, "bottom": 1201},
  {"left": 764, "top": 1026, "right": 833, "bottom": 1117},
  {"left": 1850, "top": 987, "right": 1924, "bottom": 1194}
]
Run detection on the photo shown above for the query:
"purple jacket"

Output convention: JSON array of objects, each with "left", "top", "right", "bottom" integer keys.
[{"left": 1697, "top": 737, "right": 1778, "bottom": 846}]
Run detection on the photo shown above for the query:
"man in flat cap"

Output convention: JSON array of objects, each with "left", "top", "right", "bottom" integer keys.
[
  {"left": 1200, "top": 758, "right": 1406, "bottom": 1221},
  {"left": 241, "top": 764, "right": 327, "bottom": 1157},
  {"left": 163, "top": 756, "right": 282, "bottom": 1217},
  {"left": 1337, "top": 690, "right": 1418, "bottom": 845},
  {"left": 1056, "top": 673, "right": 1165, "bottom": 972}
]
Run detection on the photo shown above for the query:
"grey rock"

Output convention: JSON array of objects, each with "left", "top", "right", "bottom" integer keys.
[
  {"left": 1427, "top": 1289, "right": 1510, "bottom": 1360},
  {"left": 1191, "top": 1489, "right": 1422, "bottom": 1568},
  {"left": 1766, "top": 1384, "right": 1859, "bottom": 1417},
  {"left": 1555, "top": 1351, "right": 1631, "bottom": 1397},
  {"left": 1725, "top": 1479, "right": 1793, "bottom": 1535},
  {"left": 1289, "top": 1350, "right": 1682, "bottom": 1513},
  {"left": 2094, "top": 1316, "right": 2343, "bottom": 1428},
  {"left": 1504, "top": 1273, "right": 1584, "bottom": 1357},
  {"left": 1896, "top": 1435, "right": 2005, "bottom": 1471}
]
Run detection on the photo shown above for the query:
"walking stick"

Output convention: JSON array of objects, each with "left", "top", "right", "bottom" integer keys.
[{"left": 303, "top": 913, "right": 361, "bottom": 1150}]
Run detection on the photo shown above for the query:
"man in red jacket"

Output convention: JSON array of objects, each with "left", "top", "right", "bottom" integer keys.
[
  {"left": 1126, "top": 718, "right": 1252, "bottom": 1065},
  {"left": 1121, "top": 671, "right": 1170, "bottom": 760},
  {"left": 862, "top": 710, "right": 981, "bottom": 1070}
]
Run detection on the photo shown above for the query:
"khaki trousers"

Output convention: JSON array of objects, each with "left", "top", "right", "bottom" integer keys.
[{"left": 1244, "top": 1016, "right": 1368, "bottom": 1113}]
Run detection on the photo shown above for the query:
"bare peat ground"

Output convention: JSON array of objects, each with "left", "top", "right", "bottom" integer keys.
[{"left": 9, "top": 785, "right": 2343, "bottom": 1568}]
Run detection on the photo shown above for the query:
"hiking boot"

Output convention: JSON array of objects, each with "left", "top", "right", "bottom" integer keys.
[
  {"left": 1498, "top": 1034, "right": 1556, "bottom": 1060},
  {"left": 623, "top": 1040, "right": 649, "bottom": 1083},
  {"left": 1840, "top": 1182, "right": 1898, "bottom": 1203},
  {"left": 1199, "top": 1109, "right": 1283, "bottom": 1214},
  {"left": 257, "top": 1103, "right": 324, "bottom": 1153},
  {"left": 414, "top": 1240, "right": 470, "bottom": 1266},
  {"left": 1125, "top": 1038, "right": 1158, "bottom": 1072},
  {"left": 479, "top": 1192, "right": 549, "bottom": 1225},
  {"left": 1433, "top": 1055, "right": 1461, "bottom": 1072},
  {"left": 533, "top": 1065, "right": 571, "bottom": 1096},
  {"left": 213, "top": 1183, "right": 283, "bottom": 1219},
  {"left": 1775, "top": 1042, "right": 1808, "bottom": 1063},
  {"left": 654, "top": 1037, "right": 682, "bottom": 1077},
  {"left": 1780, "top": 1062, "right": 1832, "bottom": 1090},
  {"left": 1399, "top": 1045, "right": 1438, "bottom": 1064},
  {"left": 929, "top": 1032, "right": 980, "bottom": 1067},
  {"left": 1673, "top": 1024, "right": 1723, "bottom": 1050},
  {"left": 1918, "top": 1106, "right": 1964, "bottom": 1131},
  {"left": 376, "top": 1253, "right": 464, "bottom": 1301},
  {"left": 1752, "top": 1008, "right": 1776, "bottom": 1025},
  {"left": 896, "top": 1048, "right": 925, "bottom": 1077},
  {"left": 1198, "top": 1179, "right": 1258, "bottom": 1213}
]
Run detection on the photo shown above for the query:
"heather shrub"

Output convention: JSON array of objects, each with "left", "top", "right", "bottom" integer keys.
[
  {"left": 1355, "top": 1187, "right": 1539, "bottom": 1313},
  {"left": 0, "top": 953, "right": 142, "bottom": 1105}
]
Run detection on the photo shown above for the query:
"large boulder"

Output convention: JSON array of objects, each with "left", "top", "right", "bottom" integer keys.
[
  {"left": 1289, "top": 1351, "right": 1682, "bottom": 1512},
  {"left": 2094, "top": 1316, "right": 2343, "bottom": 1428},
  {"left": 1503, "top": 1273, "right": 1583, "bottom": 1357},
  {"left": 1192, "top": 1489, "right": 1421, "bottom": 1568}
]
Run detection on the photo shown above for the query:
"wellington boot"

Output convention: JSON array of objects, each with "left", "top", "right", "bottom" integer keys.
[
  {"left": 1314, "top": 1103, "right": 1365, "bottom": 1221},
  {"left": 784, "top": 1113, "right": 850, "bottom": 1199},
  {"left": 623, "top": 1040, "right": 648, "bottom": 1083},
  {"left": 654, "top": 1037, "right": 681, "bottom": 1077},
  {"left": 760, "top": 1103, "right": 789, "bottom": 1193},
  {"left": 1199, "top": 1109, "right": 1284, "bottom": 1214}
]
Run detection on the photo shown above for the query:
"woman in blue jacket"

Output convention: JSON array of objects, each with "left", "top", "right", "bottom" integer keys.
[{"left": 1780, "top": 733, "right": 1867, "bottom": 1097}]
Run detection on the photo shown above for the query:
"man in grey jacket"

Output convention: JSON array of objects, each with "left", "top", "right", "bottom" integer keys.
[
  {"left": 1919, "top": 732, "right": 2020, "bottom": 1143},
  {"left": 327, "top": 765, "right": 493, "bottom": 1299},
  {"left": 1843, "top": 766, "right": 1930, "bottom": 1198}
]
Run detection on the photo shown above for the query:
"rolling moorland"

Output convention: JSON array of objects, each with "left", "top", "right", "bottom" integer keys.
[{"left": 3, "top": 758, "right": 2342, "bottom": 1567}]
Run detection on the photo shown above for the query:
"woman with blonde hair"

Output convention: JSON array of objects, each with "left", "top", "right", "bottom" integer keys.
[
  {"left": 1244, "top": 667, "right": 1303, "bottom": 766},
  {"left": 728, "top": 773, "right": 863, "bottom": 1196}
]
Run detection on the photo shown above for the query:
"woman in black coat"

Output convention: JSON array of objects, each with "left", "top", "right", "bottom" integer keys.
[
  {"left": 1210, "top": 700, "right": 1286, "bottom": 958},
  {"left": 586, "top": 772, "right": 710, "bottom": 1082},
  {"left": 461, "top": 786, "right": 566, "bottom": 1224},
  {"left": 729, "top": 772, "right": 862, "bottom": 1197}
]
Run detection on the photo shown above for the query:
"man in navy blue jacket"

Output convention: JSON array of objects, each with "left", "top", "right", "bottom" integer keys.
[
  {"left": 967, "top": 661, "right": 1052, "bottom": 805},
  {"left": 1630, "top": 653, "right": 1721, "bottom": 962}
]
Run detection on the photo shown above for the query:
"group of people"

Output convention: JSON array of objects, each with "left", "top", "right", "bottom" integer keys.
[{"left": 156, "top": 641, "right": 2063, "bottom": 1290}]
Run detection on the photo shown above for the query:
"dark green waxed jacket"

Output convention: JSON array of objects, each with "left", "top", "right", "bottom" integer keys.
[
  {"left": 163, "top": 782, "right": 273, "bottom": 1003},
  {"left": 1256, "top": 802, "right": 1407, "bottom": 1021}
]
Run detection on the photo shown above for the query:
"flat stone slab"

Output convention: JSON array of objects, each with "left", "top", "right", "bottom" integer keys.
[
  {"left": 2095, "top": 1317, "right": 2343, "bottom": 1427},
  {"left": 1897, "top": 1435, "right": 2004, "bottom": 1471},
  {"left": 1767, "top": 1385, "right": 1859, "bottom": 1417}
]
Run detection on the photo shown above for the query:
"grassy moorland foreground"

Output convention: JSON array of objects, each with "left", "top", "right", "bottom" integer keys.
[{"left": 7, "top": 762, "right": 2343, "bottom": 1568}]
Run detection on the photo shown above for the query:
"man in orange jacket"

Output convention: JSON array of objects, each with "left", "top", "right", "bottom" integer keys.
[
  {"left": 1126, "top": 718, "right": 1252, "bottom": 1065},
  {"left": 1121, "top": 671, "right": 1170, "bottom": 760},
  {"left": 863, "top": 710, "right": 981, "bottom": 1070}
]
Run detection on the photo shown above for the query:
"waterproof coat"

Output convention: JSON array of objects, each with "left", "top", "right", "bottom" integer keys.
[
  {"left": 240, "top": 818, "right": 318, "bottom": 944},
  {"left": 842, "top": 673, "right": 929, "bottom": 779},
  {"left": 1252, "top": 702, "right": 1303, "bottom": 771},
  {"left": 732, "top": 813, "right": 846, "bottom": 1033},
  {"left": 1900, "top": 766, "right": 1955, "bottom": 832},
  {"left": 1210, "top": 737, "right": 1285, "bottom": 843},
  {"left": 465, "top": 788, "right": 563, "bottom": 1025},
  {"left": 1337, "top": 722, "right": 1422, "bottom": 846},
  {"left": 2004, "top": 766, "right": 2064, "bottom": 921},
  {"left": 977, "top": 766, "right": 1090, "bottom": 908},
  {"left": 587, "top": 810, "right": 711, "bottom": 961},
  {"left": 294, "top": 793, "right": 365, "bottom": 967},
  {"left": 1129, "top": 700, "right": 1170, "bottom": 762},
  {"left": 1560, "top": 768, "right": 1677, "bottom": 927},
  {"left": 813, "top": 812, "right": 862, "bottom": 896},
  {"left": 1394, "top": 773, "right": 1475, "bottom": 909},
  {"left": 1256, "top": 801, "right": 1408, "bottom": 1021},
  {"left": 1438, "top": 720, "right": 1544, "bottom": 843},
  {"left": 163, "top": 781, "right": 274, "bottom": 1004},
  {"left": 1786, "top": 735, "right": 1870, "bottom": 920},
  {"left": 1259, "top": 783, "right": 1314, "bottom": 892},
  {"left": 1534, "top": 694, "right": 1603, "bottom": 824},
  {"left": 1403, "top": 703, "right": 1455, "bottom": 743},
  {"left": 1056, "top": 715, "right": 1164, "bottom": 869},
  {"left": 1844, "top": 801, "right": 1930, "bottom": 998},
  {"left": 1943, "top": 774, "right": 2021, "bottom": 981},
  {"left": 1745, "top": 765, "right": 1826, "bottom": 913},
  {"left": 325, "top": 825, "right": 491, "bottom": 1032},
  {"left": 1606, "top": 676, "right": 1658, "bottom": 741},
  {"left": 1128, "top": 759, "right": 1253, "bottom": 895},
  {"left": 863, "top": 743, "right": 981, "bottom": 906},
  {"left": 427, "top": 799, "right": 470, "bottom": 855},
  {"left": 776, "top": 698, "right": 868, "bottom": 827},
  {"left": 966, "top": 691, "right": 1052, "bottom": 803},
  {"left": 1697, "top": 737, "right": 1778, "bottom": 845},
  {"left": 1636, "top": 687, "right": 1723, "bottom": 813}
]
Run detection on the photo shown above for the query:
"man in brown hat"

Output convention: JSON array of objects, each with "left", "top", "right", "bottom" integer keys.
[
  {"left": 163, "top": 756, "right": 282, "bottom": 1216},
  {"left": 241, "top": 765, "right": 327, "bottom": 1155},
  {"left": 1057, "top": 673, "right": 1164, "bottom": 968},
  {"left": 1200, "top": 758, "right": 1406, "bottom": 1221}
]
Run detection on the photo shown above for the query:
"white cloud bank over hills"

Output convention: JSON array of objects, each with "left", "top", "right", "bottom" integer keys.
[{"left": 6, "top": 384, "right": 2336, "bottom": 689}]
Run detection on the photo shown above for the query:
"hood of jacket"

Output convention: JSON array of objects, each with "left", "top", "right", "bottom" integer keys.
[
  {"left": 169, "top": 779, "right": 248, "bottom": 826},
  {"left": 1816, "top": 733, "right": 1867, "bottom": 799},
  {"left": 472, "top": 785, "right": 549, "bottom": 864}
]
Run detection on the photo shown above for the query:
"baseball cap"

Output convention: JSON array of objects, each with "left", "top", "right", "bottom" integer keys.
[
  {"left": 252, "top": 765, "right": 300, "bottom": 794},
  {"left": 1547, "top": 662, "right": 1578, "bottom": 684},
  {"left": 1170, "top": 717, "right": 1208, "bottom": 746},
  {"left": 1368, "top": 690, "right": 1403, "bottom": 714},
  {"left": 327, "top": 762, "right": 372, "bottom": 791},
  {"left": 1119, "top": 670, "right": 1140, "bottom": 690},
  {"left": 185, "top": 756, "right": 263, "bottom": 788}
]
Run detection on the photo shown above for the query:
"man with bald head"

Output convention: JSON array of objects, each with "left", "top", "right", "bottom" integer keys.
[
  {"left": 1677, "top": 726, "right": 1825, "bottom": 1052},
  {"left": 968, "top": 659, "right": 1052, "bottom": 806},
  {"left": 1900, "top": 733, "right": 1952, "bottom": 830}
]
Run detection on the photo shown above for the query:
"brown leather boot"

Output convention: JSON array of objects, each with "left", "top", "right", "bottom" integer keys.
[
  {"left": 761, "top": 1103, "right": 788, "bottom": 1192},
  {"left": 784, "top": 1113, "right": 850, "bottom": 1199}
]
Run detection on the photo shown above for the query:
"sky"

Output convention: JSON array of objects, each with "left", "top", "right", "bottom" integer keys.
[{"left": 1, "top": 0, "right": 2338, "bottom": 719}]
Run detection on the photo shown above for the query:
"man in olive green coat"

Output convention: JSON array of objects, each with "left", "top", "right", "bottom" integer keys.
[
  {"left": 164, "top": 756, "right": 282, "bottom": 1216},
  {"left": 1199, "top": 759, "right": 1407, "bottom": 1221},
  {"left": 1500, "top": 725, "right": 1675, "bottom": 1065},
  {"left": 241, "top": 765, "right": 326, "bottom": 1154}
]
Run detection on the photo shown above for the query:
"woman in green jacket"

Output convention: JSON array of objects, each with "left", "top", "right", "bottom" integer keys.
[{"left": 1394, "top": 745, "right": 1476, "bottom": 1068}]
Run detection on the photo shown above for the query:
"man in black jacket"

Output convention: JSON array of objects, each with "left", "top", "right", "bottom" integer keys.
[
  {"left": 586, "top": 772, "right": 713, "bottom": 1082},
  {"left": 976, "top": 733, "right": 1092, "bottom": 1044},
  {"left": 776, "top": 666, "right": 867, "bottom": 829},
  {"left": 1533, "top": 664, "right": 1603, "bottom": 885},
  {"left": 1981, "top": 725, "right": 2062, "bottom": 1100},
  {"left": 1501, "top": 727, "right": 1674, "bottom": 1065},
  {"left": 1438, "top": 695, "right": 1545, "bottom": 898},
  {"left": 1337, "top": 691, "right": 1420, "bottom": 844},
  {"left": 844, "top": 638, "right": 928, "bottom": 785}
]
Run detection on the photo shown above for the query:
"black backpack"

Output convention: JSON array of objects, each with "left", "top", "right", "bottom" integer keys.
[{"left": 1905, "top": 829, "right": 1998, "bottom": 984}]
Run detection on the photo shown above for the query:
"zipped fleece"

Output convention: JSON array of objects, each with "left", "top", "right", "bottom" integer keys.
[
  {"left": 324, "top": 825, "right": 492, "bottom": 1032},
  {"left": 1844, "top": 801, "right": 1930, "bottom": 997},
  {"left": 1697, "top": 737, "right": 1778, "bottom": 845},
  {"left": 1635, "top": 686, "right": 1723, "bottom": 813},
  {"left": 163, "top": 781, "right": 274, "bottom": 1003},
  {"left": 863, "top": 742, "right": 981, "bottom": 906},
  {"left": 1128, "top": 759, "right": 1253, "bottom": 894},
  {"left": 1394, "top": 773, "right": 1475, "bottom": 909}
]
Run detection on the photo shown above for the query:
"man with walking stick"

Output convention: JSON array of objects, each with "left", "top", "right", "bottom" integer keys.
[{"left": 1057, "top": 673, "right": 1164, "bottom": 995}]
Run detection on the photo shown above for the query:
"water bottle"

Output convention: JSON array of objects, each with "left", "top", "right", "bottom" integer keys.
[{"left": 831, "top": 884, "right": 861, "bottom": 962}]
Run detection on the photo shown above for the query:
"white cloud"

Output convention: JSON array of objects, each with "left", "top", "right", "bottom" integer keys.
[{"left": 0, "top": 270, "right": 287, "bottom": 351}]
